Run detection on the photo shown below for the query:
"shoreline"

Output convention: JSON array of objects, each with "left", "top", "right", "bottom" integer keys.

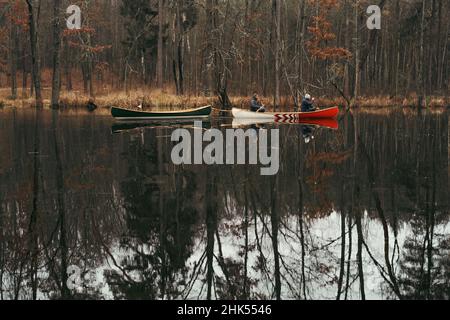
[{"left": 0, "top": 89, "right": 448, "bottom": 111}]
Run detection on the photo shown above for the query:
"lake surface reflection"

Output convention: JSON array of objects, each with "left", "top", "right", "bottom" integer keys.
[{"left": 0, "top": 108, "right": 448, "bottom": 300}]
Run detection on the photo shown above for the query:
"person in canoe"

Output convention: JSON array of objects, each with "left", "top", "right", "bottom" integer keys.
[
  {"left": 250, "top": 93, "right": 266, "bottom": 113},
  {"left": 301, "top": 94, "right": 317, "bottom": 113}
]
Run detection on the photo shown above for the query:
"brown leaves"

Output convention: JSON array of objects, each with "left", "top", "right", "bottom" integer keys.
[
  {"left": 64, "top": 27, "right": 111, "bottom": 55},
  {"left": 68, "top": 41, "right": 112, "bottom": 54},
  {"left": 63, "top": 27, "right": 96, "bottom": 37},
  {"left": 307, "top": 0, "right": 352, "bottom": 61},
  {"left": 307, "top": 46, "right": 352, "bottom": 60},
  {"left": 0, "top": 27, "right": 8, "bottom": 72},
  {"left": 5, "top": 0, "right": 28, "bottom": 29}
]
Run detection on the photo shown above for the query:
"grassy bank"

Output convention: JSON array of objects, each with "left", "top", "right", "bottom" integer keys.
[{"left": 0, "top": 87, "right": 448, "bottom": 111}]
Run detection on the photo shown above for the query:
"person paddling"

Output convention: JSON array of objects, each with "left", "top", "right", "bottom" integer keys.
[
  {"left": 301, "top": 94, "right": 317, "bottom": 112},
  {"left": 250, "top": 93, "right": 266, "bottom": 113}
]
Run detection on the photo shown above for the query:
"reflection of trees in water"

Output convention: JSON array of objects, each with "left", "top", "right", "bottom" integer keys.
[
  {"left": 0, "top": 110, "right": 448, "bottom": 300},
  {"left": 104, "top": 130, "right": 200, "bottom": 299},
  {"left": 399, "top": 218, "right": 450, "bottom": 300},
  {"left": 396, "top": 112, "right": 450, "bottom": 300},
  {"left": 206, "top": 110, "right": 449, "bottom": 300},
  {"left": 0, "top": 111, "right": 121, "bottom": 299}
]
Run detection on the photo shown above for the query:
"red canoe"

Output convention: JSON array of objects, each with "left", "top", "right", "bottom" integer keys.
[
  {"left": 232, "top": 107, "right": 339, "bottom": 121},
  {"left": 274, "top": 107, "right": 339, "bottom": 120}
]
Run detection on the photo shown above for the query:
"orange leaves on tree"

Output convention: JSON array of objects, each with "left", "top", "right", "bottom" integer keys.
[
  {"left": 0, "top": 27, "right": 8, "bottom": 41},
  {"left": 90, "top": 45, "right": 112, "bottom": 54},
  {"left": 307, "top": 0, "right": 351, "bottom": 61},
  {"left": 68, "top": 41, "right": 112, "bottom": 54},
  {"left": 65, "top": 28, "right": 111, "bottom": 55},
  {"left": 5, "top": 0, "right": 28, "bottom": 30},
  {"left": 0, "top": 27, "right": 8, "bottom": 72},
  {"left": 307, "top": 0, "right": 342, "bottom": 12},
  {"left": 63, "top": 28, "right": 96, "bottom": 37},
  {"left": 95, "top": 62, "right": 109, "bottom": 73}
]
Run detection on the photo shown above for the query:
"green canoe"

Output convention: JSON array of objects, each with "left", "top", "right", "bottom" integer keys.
[{"left": 111, "top": 105, "right": 212, "bottom": 120}]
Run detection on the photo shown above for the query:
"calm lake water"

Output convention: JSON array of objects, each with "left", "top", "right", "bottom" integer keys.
[{"left": 0, "top": 108, "right": 449, "bottom": 300}]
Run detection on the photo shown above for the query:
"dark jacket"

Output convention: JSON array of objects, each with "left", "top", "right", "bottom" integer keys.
[
  {"left": 301, "top": 99, "right": 314, "bottom": 112},
  {"left": 250, "top": 98, "right": 263, "bottom": 112}
]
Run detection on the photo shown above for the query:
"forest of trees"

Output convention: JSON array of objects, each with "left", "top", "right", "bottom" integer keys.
[{"left": 0, "top": 0, "right": 448, "bottom": 109}]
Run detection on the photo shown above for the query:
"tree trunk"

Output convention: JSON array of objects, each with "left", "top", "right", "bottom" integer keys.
[
  {"left": 30, "top": 70, "right": 34, "bottom": 97},
  {"left": 82, "top": 62, "right": 89, "bottom": 94},
  {"left": 344, "top": 0, "right": 350, "bottom": 98},
  {"left": 87, "top": 31, "right": 95, "bottom": 98},
  {"left": 51, "top": 111, "right": 70, "bottom": 298},
  {"left": 173, "top": 1, "right": 184, "bottom": 95},
  {"left": 418, "top": 0, "right": 426, "bottom": 108},
  {"left": 157, "top": 0, "right": 164, "bottom": 88},
  {"left": 436, "top": 0, "right": 443, "bottom": 90},
  {"left": 202, "top": 0, "right": 215, "bottom": 96},
  {"left": 22, "top": 68, "right": 28, "bottom": 99},
  {"left": 273, "top": 0, "right": 281, "bottom": 111},
  {"left": 294, "top": 0, "right": 306, "bottom": 107},
  {"left": 26, "top": 0, "right": 43, "bottom": 108},
  {"left": 270, "top": 176, "right": 281, "bottom": 300},
  {"left": 141, "top": 49, "right": 146, "bottom": 85},
  {"left": 9, "top": 6, "right": 18, "bottom": 100},
  {"left": 178, "top": 38, "right": 184, "bottom": 95},
  {"left": 356, "top": 211, "right": 365, "bottom": 300},
  {"left": 205, "top": 168, "right": 217, "bottom": 300},
  {"left": 353, "top": 1, "right": 360, "bottom": 102},
  {"left": 394, "top": 0, "right": 400, "bottom": 96},
  {"left": 88, "top": 58, "right": 94, "bottom": 97},
  {"left": 51, "top": 0, "right": 62, "bottom": 108},
  {"left": 337, "top": 210, "right": 346, "bottom": 300},
  {"left": 64, "top": 38, "right": 72, "bottom": 91}
]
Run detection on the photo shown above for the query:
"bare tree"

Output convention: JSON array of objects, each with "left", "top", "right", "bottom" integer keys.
[
  {"left": 273, "top": 0, "right": 281, "bottom": 111},
  {"left": 353, "top": 1, "right": 360, "bottom": 101},
  {"left": 157, "top": 0, "right": 164, "bottom": 88},
  {"left": 51, "top": 0, "right": 62, "bottom": 108},
  {"left": 25, "top": 0, "right": 43, "bottom": 108},
  {"left": 8, "top": 1, "right": 18, "bottom": 100},
  {"left": 418, "top": 0, "right": 426, "bottom": 108}
]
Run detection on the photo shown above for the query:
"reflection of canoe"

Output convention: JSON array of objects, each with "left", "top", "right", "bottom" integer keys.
[
  {"left": 232, "top": 107, "right": 339, "bottom": 120},
  {"left": 232, "top": 118, "right": 339, "bottom": 130},
  {"left": 232, "top": 118, "right": 274, "bottom": 127},
  {"left": 112, "top": 121, "right": 211, "bottom": 134},
  {"left": 111, "top": 105, "right": 212, "bottom": 120},
  {"left": 277, "top": 118, "right": 339, "bottom": 129}
]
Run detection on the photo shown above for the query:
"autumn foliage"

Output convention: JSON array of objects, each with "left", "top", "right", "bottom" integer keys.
[
  {"left": 7, "top": 0, "right": 28, "bottom": 29},
  {"left": 307, "top": 0, "right": 352, "bottom": 60},
  {"left": 0, "top": 1, "right": 27, "bottom": 73}
]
